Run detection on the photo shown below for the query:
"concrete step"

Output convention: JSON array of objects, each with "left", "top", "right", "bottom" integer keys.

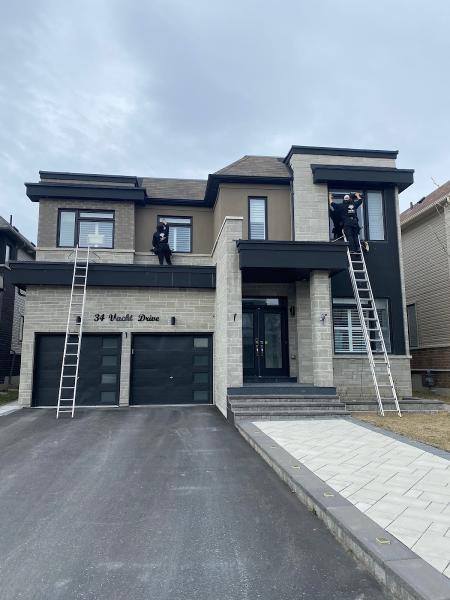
[
  {"left": 228, "top": 385, "right": 337, "bottom": 396},
  {"left": 228, "top": 394, "right": 341, "bottom": 402},
  {"left": 230, "top": 401, "right": 346, "bottom": 411},
  {"left": 347, "top": 397, "right": 446, "bottom": 412},
  {"left": 234, "top": 409, "right": 349, "bottom": 421}
]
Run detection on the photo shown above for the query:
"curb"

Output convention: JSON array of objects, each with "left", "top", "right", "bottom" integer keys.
[
  {"left": 237, "top": 420, "right": 450, "bottom": 600},
  {"left": 0, "top": 402, "right": 21, "bottom": 417}
]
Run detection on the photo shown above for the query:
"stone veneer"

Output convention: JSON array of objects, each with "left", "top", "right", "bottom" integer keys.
[{"left": 18, "top": 286, "right": 215, "bottom": 407}]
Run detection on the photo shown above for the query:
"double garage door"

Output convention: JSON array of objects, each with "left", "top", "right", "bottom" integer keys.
[{"left": 33, "top": 334, "right": 212, "bottom": 407}]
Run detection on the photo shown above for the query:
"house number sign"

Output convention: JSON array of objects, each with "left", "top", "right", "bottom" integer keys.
[{"left": 94, "top": 313, "right": 160, "bottom": 322}]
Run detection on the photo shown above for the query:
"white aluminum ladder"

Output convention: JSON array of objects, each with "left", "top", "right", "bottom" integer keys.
[
  {"left": 56, "top": 246, "right": 90, "bottom": 418},
  {"left": 346, "top": 238, "right": 402, "bottom": 416}
]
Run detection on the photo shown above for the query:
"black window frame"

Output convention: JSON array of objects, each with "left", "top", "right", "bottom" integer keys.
[
  {"left": 406, "top": 303, "right": 419, "bottom": 349},
  {"left": 4, "top": 242, "right": 14, "bottom": 264},
  {"left": 57, "top": 209, "right": 115, "bottom": 249},
  {"left": 157, "top": 215, "right": 193, "bottom": 253},
  {"left": 328, "top": 186, "right": 387, "bottom": 242},
  {"left": 248, "top": 196, "right": 268, "bottom": 240}
]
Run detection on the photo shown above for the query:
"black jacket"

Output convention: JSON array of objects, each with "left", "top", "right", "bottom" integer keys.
[{"left": 152, "top": 225, "right": 171, "bottom": 253}]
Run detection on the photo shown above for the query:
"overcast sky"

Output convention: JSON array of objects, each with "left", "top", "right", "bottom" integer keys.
[{"left": 1, "top": 0, "right": 449, "bottom": 242}]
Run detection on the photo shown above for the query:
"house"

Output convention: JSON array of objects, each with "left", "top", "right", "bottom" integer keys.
[
  {"left": 0, "top": 216, "right": 35, "bottom": 385},
  {"left": 9, "top": 145, "right": 414, "bottom": 413},
  {"left": 401, "top": 181, "right": 450, "bottom": 394}
]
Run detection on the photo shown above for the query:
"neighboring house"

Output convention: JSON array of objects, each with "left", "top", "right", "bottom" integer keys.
[
  {"left": 0, "top": 216, "right": 35, "bottom": 385},
  {"left": 10, "top": 145, "right": 414, "bottom": 411},
  {"left": 401, "top": 181, "right": 450, "bottom": 393}
]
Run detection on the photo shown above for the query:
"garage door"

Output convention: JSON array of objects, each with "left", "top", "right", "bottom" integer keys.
[
  {"left": 33, "top": 334, "right": 121, "bottom": 407},
  {"left": 130, "top": 334, "right": 212, "bottom": 405}
]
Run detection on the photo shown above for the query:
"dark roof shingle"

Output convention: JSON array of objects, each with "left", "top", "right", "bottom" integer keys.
[
  {"left": 401, "top": 180, "right": 450, "bottom": 225},
  {"left": 215, "top": 155, "right": 291, "bottom": 178},
  {"left": 140, "top": 177, "right": 207, "bottom": 201}
]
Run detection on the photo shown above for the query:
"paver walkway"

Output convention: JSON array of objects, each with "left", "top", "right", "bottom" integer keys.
[{"left": 256, "top": 418, "right": 450, "bottom": 577}]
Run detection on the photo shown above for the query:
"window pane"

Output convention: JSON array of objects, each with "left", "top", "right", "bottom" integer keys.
[
  {"left": 169, "top": 226, "right": 191, "bottom": 252},
  {"left": 160, "top": 216, "right": 191, "bottom": 225},
  {"left": 333, "top": 298, "right": 391, "bottom": 353},
  {"left": 194, "top": 337, "right": 209, "bottom": 348},
  {"left": 102, "top": 355, "right": 117, "bottom": 367},
  {"left": 79, "top": 221, "right": 113, "bottom": 248},
  {"left": 375, "top": 299, "right": 391, "bottom": 352},
  {"left": 79, "top": 211, "right": 113, "bottom": 219},
  {"left": 367, "top": 191, "right": 385, "bottom": 240},
  {"left": 102, "top": 337, "right": 118, "bottom": 349},
  {"left": 193, "top": 354, "right": 209, "bottom": 367},
  {"left": 193, "top": 372, "right": 209, "bottom": 384},
  {"left": 101, "top": 374, "right": 117, "bottom": 385},
  {"left": 328, "top": 190, "right": 365, "bottom": 238},
  {"left": 59, "top": 211, "right": 76, "bottom": 246},
  {"left": 249, "top": 198, "right": 266, "bottom": 240},
  {"left": 407, "top": 304, "right": 418, "bottom": 349},
  {"left": 100, "top": 391, "right": 116, "bottom": 404},
  {"left": 193, "top": 390, "right": 209, "bottom": 402},
  {"left": 5, "top": 244, "right": 11, "bottom": 264}
]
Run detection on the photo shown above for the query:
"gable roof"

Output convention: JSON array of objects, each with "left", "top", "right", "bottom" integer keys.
[
  {"left": 140, "top": 177, "right": 207, "bottom": 201},
  {"left": 401, "top": 180, "right": 450, "bottom": 226},
  {"left": 215, "top": 155, "right": 291, "bottom": 178},
  {"left": 0, "top": 216, "right": 35, "bottom": 254}
]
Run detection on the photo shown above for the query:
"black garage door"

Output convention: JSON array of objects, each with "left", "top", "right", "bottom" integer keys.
[
  {"left": 130, "top": 334, "right": 212, "bottom": 405},
  {"left": 33, "top": 334, "right": 121, "bottom": 407}
]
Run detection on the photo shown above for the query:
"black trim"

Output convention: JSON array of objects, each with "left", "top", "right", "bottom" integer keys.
[
  {"left": 39, "top": 171, "right": 139, "bottom": 186},
  {"left": 284, "top": 145, "right": 398, "bottom": 163},
  {"left": 157, "top": 215, "right": 193, "bottom": 253},
  {"left": 25, "top": 183, "right": 146, "bottom": 203},
  {"left": 57, "top": 208, "right": 115, "bottom": 249},
  {"left": 237, "top": 240, "right": 348, "bottom": 282},
  {"left": 311, "top": 164, "right": 414, "bottom": 192},
  {"left": 204, "top": 174, "right": 291, "bottom": 207},
  {"left": 9, "top": 262, "right": 216, "bottom": 289},
  {"left": 248, "top": 197, "right": 268, "bottom": 240}
]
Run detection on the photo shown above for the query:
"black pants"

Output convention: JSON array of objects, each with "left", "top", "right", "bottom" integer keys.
[
  {"left": 344, "top": 222, "right": 361, "bottom": 252},
  {"left": 157, "top": 243, "right": 172, "bottom": 265}
]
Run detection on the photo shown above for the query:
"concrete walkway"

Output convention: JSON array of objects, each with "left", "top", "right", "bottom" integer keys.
[
  {"left": 0, "top": 407, "right": 390, "bottom": 600},
  {"left": 255, "top": 418, "right": 450, "bottom": 577},
  {"left": 0, "top": 401, "right": 20, "bottom": 416}
]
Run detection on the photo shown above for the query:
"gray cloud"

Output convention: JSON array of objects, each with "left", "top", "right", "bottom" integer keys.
[{"left": 1, "top": 0, "right": 449, "bottom": 242}]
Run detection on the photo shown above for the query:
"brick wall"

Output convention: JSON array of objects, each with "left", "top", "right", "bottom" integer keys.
[{"left": 19, "top": 286, "right": 215, "bottom": 406}]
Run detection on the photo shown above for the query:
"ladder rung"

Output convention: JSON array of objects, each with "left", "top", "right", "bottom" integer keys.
[{"left": 61, "top": 386, "right": 75, "bottom": 389}]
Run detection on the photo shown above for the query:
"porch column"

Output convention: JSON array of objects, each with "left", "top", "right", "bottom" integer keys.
[
  {"left": 310, "top": 270, "right": 334, "bottom": 387},
  {"left": 295, "top": 280, "right": 313, "bottom": 383}
]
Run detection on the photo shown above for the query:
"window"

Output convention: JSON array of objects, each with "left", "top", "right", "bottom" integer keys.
[
  {"left": 58, "top": 210, "right": 114, "bottom": 248},
  {"left": 407, "top": 304, "right": 419, "bottom": 349},
  {"left": 333, "top": 298, "right": 391, "bottom": 353},
  {"left": 328, "top": 189, "right": 385, "bottom": 241},
  {"left": 249, "top": 197, "right": 267, "bottom": 240},
  {"left": 158, "top": 216, "right": 192, "bottom": 252},
  {"left": 19, "top": 316, "right": 24, "bottom": 342},
  {"left": 5, "top": 243, "right": 12, "bottom": 265},
  {"left": 367, "top": 191, "right": 385, "bottom": 240}
]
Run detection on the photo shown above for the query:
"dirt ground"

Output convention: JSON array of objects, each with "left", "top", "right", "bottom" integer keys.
[{"left": 353, "top": 412, "right": 450, "bottom": 452}]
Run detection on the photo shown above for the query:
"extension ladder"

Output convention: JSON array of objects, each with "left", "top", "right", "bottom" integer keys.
[
  {"left": 346, "top": 239, "right": 401, "bottom": 416},
  {"left": 56, "top": 246, "right": 90, "bottom": 418}
]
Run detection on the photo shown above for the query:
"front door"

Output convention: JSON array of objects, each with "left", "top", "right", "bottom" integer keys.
[{"left": 242, "top": 298, "right": 289, "bottom": 379}]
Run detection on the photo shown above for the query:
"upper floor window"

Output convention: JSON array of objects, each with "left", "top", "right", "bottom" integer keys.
[
  {"left": 332, "top": 297, "right": 391, "bottom": 353},
  {"left": 248, "top": 197, "right": 267, "bottom": 240},
  {"left": 158, "top": 216, "right": 192, "bottom": 253},
  {"left": 5, "top": 243, "right": 13, "bottom": 264},
  {"left": 406, "top": 303, "right": 419, "bottom": 349},
  {"left": 329, "top": 189, "right": 385, "bottom": 241},
  {"left": 58, "top": 210, "right": 114, "bottom": 248}
]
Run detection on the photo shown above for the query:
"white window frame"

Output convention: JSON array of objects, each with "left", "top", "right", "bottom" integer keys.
[
  {"left": 248, "top": 197, "right": 267, "bottom": 240},
  {"left": 158, "top": 216, "right": 192, "bottom": 253},
  {"left": 333, "top": 298, "right": 391, "bottom": 353}
]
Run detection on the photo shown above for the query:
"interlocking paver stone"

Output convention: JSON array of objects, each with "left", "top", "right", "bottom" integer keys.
[{"left": 255, "top": 418, "right": 450, "bottom": 578}]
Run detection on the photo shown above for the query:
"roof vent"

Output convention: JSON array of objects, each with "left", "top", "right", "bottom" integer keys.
[
  {"left": 417, "top": 196, "right": 425, "bottom": 204},
  {"left": 410, "top": 202, "right": 414, "bottom": 209}
]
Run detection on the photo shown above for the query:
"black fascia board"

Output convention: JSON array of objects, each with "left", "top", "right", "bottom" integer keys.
[
  {"left": 204, "top": 174, "right": 291, "bottom": 206},
  {"left": 284, "top": 145, "right": 398, "bottom": 163},
  {"left": 39, "top": 171, "right": 139, "bottom": 186},
  {"left": 9, "top": 261, "right": 216, "bottom": 289},
  {"left": 25, "top": 183, "right": 147, "bottom": 204},
  {"left": 236, "top": 240, "right": 348, "bottom": 275},
  {"left": 311, "top": 164, "right": 414, "bottom": 192}
]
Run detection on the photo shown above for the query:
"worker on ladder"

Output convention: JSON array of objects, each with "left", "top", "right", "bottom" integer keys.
[{"left": 329, "top": 192, "right": 365, "bottom": 252}]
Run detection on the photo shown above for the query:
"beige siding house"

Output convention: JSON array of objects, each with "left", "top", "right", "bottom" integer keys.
[{"left": 401, "top": 180, "right": 450, "bottom": 392}]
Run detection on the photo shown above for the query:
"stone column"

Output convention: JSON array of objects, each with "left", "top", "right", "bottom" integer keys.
[
  {"left": 212, "top": 217, "right": 243, "bottom": 416},
  {"left": 119, "top": 332, "right": 131, "bottom": 406},
  {"left": 295, "top": 280, "right": 313, "bottom": 383},
  {"left": 310, "top": 271, "right": 334, "bottom": 387}
]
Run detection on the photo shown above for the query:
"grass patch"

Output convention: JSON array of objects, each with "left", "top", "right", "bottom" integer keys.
[
  {"left": 353, "top": 413, "right": 450, "bottom": 452},
  {"left": 0, "top": 389, "right": 18, "bottom": 406}
]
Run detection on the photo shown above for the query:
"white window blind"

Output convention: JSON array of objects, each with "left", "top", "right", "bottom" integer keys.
[
  {"left": 249, "top": 198, "right": 267, "bottom": 240},
  {"left": 367, "top": 191, "right": 385, "bottom": 240},
  {"left": 333, "top": 298, "right": 391, "bottom": 353},
  {"left": 79, "top": 221, "right": 114, "bottom": 248},
  {"left": 59, "top": 211, "right": 76, "bottom": 246},
  {"left": 407, "top": 304, "right": 419, "bottom": 348},
  {"left": 160, "top": 216, "right": 192, "bottom": 252}
]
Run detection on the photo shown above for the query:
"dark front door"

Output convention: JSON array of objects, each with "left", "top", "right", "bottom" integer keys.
[
  {"left": 130, "top": 334, "right": 213, "bottom": 405},
  {"left": 242, "top": 298, "right": 289, "bottom": 379}
]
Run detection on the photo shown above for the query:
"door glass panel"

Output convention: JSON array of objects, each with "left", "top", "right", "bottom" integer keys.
[
  {"left": 242, "top": 312, "right": 254, "bottom": 369},
  {"left": 193, "top": 337, "right": 208, "bottom": 348},
  {"left": 264, "top": 313, "right": 282, "bottom": 369},
  {"left": 193, "top": 354, "right": 209, "bottom": 367},
  {"left": 193, "top": 372, "right": 208, "bottom": 384}
]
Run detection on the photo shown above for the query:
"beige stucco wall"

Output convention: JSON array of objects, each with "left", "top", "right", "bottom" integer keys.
[
  {"left": 213, "top": 184, "right": 292, "bottom": 241},
  {"left": 135, "top": 205, "right": 214, "bottom": 254}
]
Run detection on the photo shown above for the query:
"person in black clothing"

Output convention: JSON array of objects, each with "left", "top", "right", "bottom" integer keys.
[
  {"left": 328, "top": 195, "right": 344, "bottom": 239},
  {"left": 329, "top": 192, "right": 364, "bottom": 252},
  {"left": 152, "top": 221, "right": 172, "bottom": 265}
]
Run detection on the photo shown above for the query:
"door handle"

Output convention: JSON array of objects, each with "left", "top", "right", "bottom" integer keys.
[
  {"left": 255, "top": 338, "right": 260, "bottom": 356},
  {"left": 259, "top": 340, "right": 264, "bottom": 355}
]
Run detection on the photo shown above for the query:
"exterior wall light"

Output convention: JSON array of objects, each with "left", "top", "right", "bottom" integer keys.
[
  {"left": 320, "top": 312, "right": 328, "bottom": 323},
  {"left": 170, "top": 316, "right": 176, "bottom": 326}
]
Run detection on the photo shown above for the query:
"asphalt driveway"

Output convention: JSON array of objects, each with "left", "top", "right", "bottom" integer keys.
[{"left": 0, "top": 407, "right": 389, "bottom": 600}]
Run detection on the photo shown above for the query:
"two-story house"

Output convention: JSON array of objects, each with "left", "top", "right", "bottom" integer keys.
[
  {"left": 0, "top": 216, "right": 35, "bottom": 385},
  {"left": 401, "top": 181, "right": 450, "bottom": 394},
  {"left": 10, "top": 145, "right": 414, "bottom": 414}
]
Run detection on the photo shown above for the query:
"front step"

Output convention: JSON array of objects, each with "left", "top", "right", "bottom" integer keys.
[
  {"left": 347, "top": 397, "right": 447, "bottom": 413},
  {"left": 229, "top": 394, "right": 341, "bottom": 403},
  {"left": 232, "top": 409, "right": 349, "bottom": 422},
  {"left": 228, "top": 385, "right": 337, "bottom": 396},
  {"left": 231, "top": 401, "right": 346, "bottom": 411}
]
